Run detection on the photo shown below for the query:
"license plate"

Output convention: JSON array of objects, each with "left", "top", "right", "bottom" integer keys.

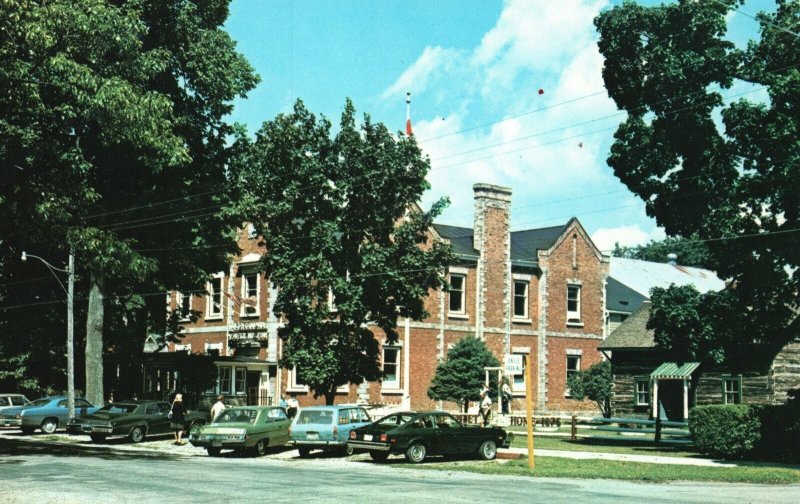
[
  {"left": 363, "top": 434, "right": 373, "bottom": 441},
  {"left": 306, "top": 433, "right": 319, "bottom": 440},
  {"left": 212, "top": 442, "right": 222, "bottom": 447}
]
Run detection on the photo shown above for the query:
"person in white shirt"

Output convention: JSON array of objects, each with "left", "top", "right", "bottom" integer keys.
[
  {"left": 210, "top": 395, "right": 225, "bottom": 422},
  {"left": 480, "top": 384, "right": 492, "bottom": 426}
]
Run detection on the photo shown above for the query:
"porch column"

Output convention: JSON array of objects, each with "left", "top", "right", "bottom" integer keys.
[
  {"left": 651, "top": 379, "right": 659, "bottom": 419},
  {"left": 683, "top": 379, "right": 689, "bottom": 420}
]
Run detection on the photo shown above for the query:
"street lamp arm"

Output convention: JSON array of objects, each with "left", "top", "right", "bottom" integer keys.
[{"left": 21, "top": 252, "right": 69, "bottom": 296}]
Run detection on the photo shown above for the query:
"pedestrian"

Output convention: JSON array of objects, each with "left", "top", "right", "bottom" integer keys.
[
  {"left": 480, "top": 384, "right": 492, "bottom": 427},
  {"left": 210, "top": 395, "right": 225, "bottom": 422},
  {"left": 502, "top": 380, "right": 512, "bottom": 415},
  {"left": 279, "top": 395, "right": 287, "bottom": 409},
  {"left": 286, "top": 394, "right": 299, "bottom": 418},
  {"left": 170, "top": 393, "right": 187, "bottom": 445}
]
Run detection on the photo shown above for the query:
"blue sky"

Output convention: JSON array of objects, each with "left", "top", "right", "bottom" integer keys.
[{"left": 225, "top": 0, "right": 773, "bottom": 253}]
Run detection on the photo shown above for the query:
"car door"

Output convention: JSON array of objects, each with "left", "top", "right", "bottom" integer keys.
[
  {"left": 408, "top": 414, "right": 439, "bottom": 453},
  {"left": 152, "top": 402, "right": 171, "bottom": 433},
  {"left": 434, "top": 413, "right": 472, "bottom": 454},
  {"left": 265, "top": 408, "right": 290, "bottom": 445}
]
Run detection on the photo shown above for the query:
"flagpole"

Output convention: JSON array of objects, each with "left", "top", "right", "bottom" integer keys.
[{"left": 405, "top": 92, "right": 413, "bottom": 137}]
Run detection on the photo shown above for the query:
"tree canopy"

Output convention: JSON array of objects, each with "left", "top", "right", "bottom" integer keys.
[
  {"left": 232, "top": 99, "right": 453, "bottom": 405},
  {"left": 611, "top": 234, "right": 714, "bottom": 270},
  {"left": 0, "top": 0, "right": 257, "bottom": 400},
  {"left": 428, "top": 336, "right": 500, "bottom": 411},
  {"left": 596, "top": 0, "right": 799, "bottom": 363},
  {"left": 565, "top": 360, "right": 612, "bottom": 418}
]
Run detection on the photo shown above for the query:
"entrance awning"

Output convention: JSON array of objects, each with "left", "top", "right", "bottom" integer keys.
[{"left": 650, "top": 361, "right": 700, "bottom": 379}]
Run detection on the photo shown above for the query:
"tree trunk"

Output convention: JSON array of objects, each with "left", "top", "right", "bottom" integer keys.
[
  {"left": 323, "top": 387, "right": 336, "bottom": 406},
  {"left": 85, "top": 271, "right": 105, "bottom": 406}
]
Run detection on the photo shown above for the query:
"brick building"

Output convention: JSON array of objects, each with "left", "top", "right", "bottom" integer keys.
[{"left": 162, "top": 183, "right": 610, "bottom": 413}]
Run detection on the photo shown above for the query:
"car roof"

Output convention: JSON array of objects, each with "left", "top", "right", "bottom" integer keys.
[{"left": 297, "top": 405, "right": 363, "bottom": 411}]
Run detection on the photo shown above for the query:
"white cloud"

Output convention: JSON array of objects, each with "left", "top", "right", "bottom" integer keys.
[
  {"left": 591, "top": 225, "right": 666, "bottom": 253},
  {"left": 381, "top": 46, "right": 461, "bottom": 100}
]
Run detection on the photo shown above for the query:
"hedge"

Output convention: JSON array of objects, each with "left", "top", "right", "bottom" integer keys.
[{"left": 688, "top": 404, "right": 760, "bottom": 459}]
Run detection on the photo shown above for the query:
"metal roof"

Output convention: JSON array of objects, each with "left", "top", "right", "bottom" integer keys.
[
  {"left": 650, "top": 361, "right": 700, "bottom": 379},
  {"left": 609, "top": 257, "right": 724, "bottom": 299},
  {"left": 606, "top": 276, "right": 649, "bottom": 314}
]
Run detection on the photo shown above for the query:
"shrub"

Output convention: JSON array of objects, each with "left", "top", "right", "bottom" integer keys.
[{"left": 689, "top": 404, "right": 760, "bottom": 459}]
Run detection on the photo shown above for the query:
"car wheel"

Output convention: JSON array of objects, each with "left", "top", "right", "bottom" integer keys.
[
  {"left": 298, "top": 447, "right": 311, "bottom": 458},
  {"left": 477, "top": 440, "right": 497, "bottom": 461},
  {"left": 405, "top": 442, "right": 427, "bottom": 464},
  {"left": 40, "top": 418, "right": 58, "bottom": 434},
  {"left": 207, "top": 447, "right": 221, "bottom": 457},
  {"left": 254, "top": 439, "right": 268, "bottom": 457},
  {"left": 90, "top": 434, "right": 107, "bottom": 443},
  {"left": 128, "top": 425, "right": 146, "bottom": 443},
  {"left": 342, "top": 444, "right": 354, "bottom": 456},
  {"left": 370, "top": 450, "right": 389, "bottom": 463},
  {"left": 20, "top": 426, "right": 35, "bottom": 435}
]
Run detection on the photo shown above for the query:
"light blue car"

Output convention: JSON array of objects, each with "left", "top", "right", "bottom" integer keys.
[
  {"left": 289, "top": 405, "right": 372, "bottom": 457},
  {"left": 0, "top": 396, "right": 98, "bottom": 434}
]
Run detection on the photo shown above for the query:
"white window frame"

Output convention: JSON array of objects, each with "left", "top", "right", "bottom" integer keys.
[
  {"left": 206, "top": 273, "right": 225, "bottom": 320},
  {"left": 565, "top": 353, "right": 581, "bottom": 397},
  {"left": 567, "top": 284, "right": 581, "bottom": 324},
  {"left": 512, "top": 274, "right": 531, "bottom": 321},
  {"left": 381, "top": 345, "right": 401, "bottom": 390},
  {"left": 234, "top": 366, "right": 247, "bottom": 396},
  {"left": 240, "top": 271, "right": 260, "bottom": 318},
  {"left": 174, "top": 343, "right": 191, "bottom": 353},
  {"left": 287, "top": 366, "right": 308, "bottom": 393},
  {"left": 448, "top": 270, "right": 467, "bottom": 317},
  {"left": 218, "top": 366, "right": 232, "bottom": 394},
  {"left": 327, "top": 288, "right": 337, "bottom": 312},
  {"left": 176, "top": 291, "right": 192, "bottom": 321},
  {"left": 511, "top": 352, "right": 528, "bottom": 393},
  {"left": 205, "top": 342, "right": 223, "bottom": 357},
  {"left": 635, "top": 377, "right": 650, "bottom": 406}
]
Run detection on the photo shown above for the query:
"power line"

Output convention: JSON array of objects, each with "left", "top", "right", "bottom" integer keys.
[{"left": 709, "top": 0, "right": 800, "bottom": 40}]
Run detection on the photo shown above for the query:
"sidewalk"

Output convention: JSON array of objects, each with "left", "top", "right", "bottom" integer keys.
[{"left": 500, "top": 447, "right": 739, "bottom": 467}]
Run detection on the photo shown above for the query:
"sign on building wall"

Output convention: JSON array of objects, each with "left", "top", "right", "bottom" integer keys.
[{"left": 504, "top": 354, "right": 523, "bottom": 375}]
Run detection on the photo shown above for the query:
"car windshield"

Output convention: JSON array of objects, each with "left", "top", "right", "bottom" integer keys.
[
  {"left": 215, "top": 409, "right": 257, "bottom": 425},
  {"left": 10, "top": 396, "right": 28, "bottom": 406},
  {"left": 376, "top": 414, "right": 415, "bottom": 427},
  {"left": 29, "top": 399, "right": 50, "bottom": 407},
  {"left": 98, "top": 403, "right": 138, "bottom": 414},
  {"left": 295, "top": 410, "right": 333, "bottom": 425}
]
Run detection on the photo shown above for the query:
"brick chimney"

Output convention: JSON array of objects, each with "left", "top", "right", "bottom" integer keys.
[{"left": 473, "top": 183, "right": 512, "bottom": 340}]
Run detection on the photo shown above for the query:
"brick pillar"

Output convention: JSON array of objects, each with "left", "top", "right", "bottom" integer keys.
[{"left": 473, "top": 183, "right": 512, "bottom": 341}]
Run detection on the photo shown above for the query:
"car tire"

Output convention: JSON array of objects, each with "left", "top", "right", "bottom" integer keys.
[
  {"left": 128, "top": 425, "right": 146, "bottom": 443},
  {"left": 370, "top": 450, "right": 389, "bottom": 463},
  {"left": 254, "top": 439, "right": 268, "bottom": 457},
  {"left": 342, "top": 444, "right": 354, "bottom": 456},
  {"left": 477, "top": 440, "right": 497, "bottom": 461},
  {"left": 90, "top": 434, "right": 107, "bottom": 443},
  {"left": 207, "top": 447, "right": 221, "bottom": 457},
  {"left": 40, "top": 418, "right": 58, "bottom": 434},
  {"left": 20, "top": 426, "right": 35, "bottom": 435},
  {"left": 405, "top": 442, "right": 427, "bottom": 464},
  {"left": 298, "top": 447, "right": 311, "bottom": 458}
]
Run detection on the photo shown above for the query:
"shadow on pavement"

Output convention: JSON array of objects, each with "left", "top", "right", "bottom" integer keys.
[{"left": 0, "top": 436, "right": 190, "bottom": 462}]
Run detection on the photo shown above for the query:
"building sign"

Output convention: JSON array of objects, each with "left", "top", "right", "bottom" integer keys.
[
  {"left": 504, "top": 354, "right": 523, "bottom": 375},
  {"left": 228, "top": 321, "right": 269, "bottom": 347}
]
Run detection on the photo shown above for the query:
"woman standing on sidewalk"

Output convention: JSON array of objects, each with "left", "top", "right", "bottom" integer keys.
[{"left": 170, "top": 394, "right": 186, "bottom": 445}]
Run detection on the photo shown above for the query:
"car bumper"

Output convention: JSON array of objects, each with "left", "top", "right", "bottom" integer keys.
[
  {"left": 66, "top": 424, "right": 113, "bottom": 435},
  {"left": 346, "top": 440, "right": 391, "bottom": 452},
  {"left": 292, "top": 439, "right": 343, "bottom": 447},
  {"left": 0, "top": 418, "right": 21, "bottom": 427}
]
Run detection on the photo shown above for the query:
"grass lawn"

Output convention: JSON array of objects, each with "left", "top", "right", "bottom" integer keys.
[
  {"left": 410, "top": 456, "right": 800, "bottom": 484},
  {"left": 509, "top": 433, "right": 702, "bottom": 459}
]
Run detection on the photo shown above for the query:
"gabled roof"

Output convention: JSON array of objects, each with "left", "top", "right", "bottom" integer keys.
[
  {"left": 609, "top": 257, "right": 724, "bottom": 299},
  {"left": 599, "top": 302, "right": 656, "bottom": 350},
  {"left": 432, "top": 222, "right": 570, "bottom": 267},
  {"left": 606, "top": 276, "right": 649, "bottom": 313}
]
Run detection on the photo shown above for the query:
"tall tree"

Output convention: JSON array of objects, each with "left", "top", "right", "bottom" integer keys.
[
  {"left": 428, "top": 336, "right": 500, "bottom": 412},
  {"left": 0, "top": 0, "right": 257, "bottom": 403},
  {"left": 566, "top": 360, "right": 613, "bottom": 418},
  {"left": 596, "top": 0, "right": 799, "bottom": 362},
  {"left": 233, "top": 99, "right": 453, "bottom": 405}
]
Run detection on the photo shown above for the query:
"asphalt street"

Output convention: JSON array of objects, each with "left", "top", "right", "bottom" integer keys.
[{"left": 1, "top": 435, "right": 799, "bottom": 504}]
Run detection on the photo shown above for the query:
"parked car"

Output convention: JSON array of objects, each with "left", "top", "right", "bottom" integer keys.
[
  {"left": 347, "top": 411, "right": 511, "bottom": 463},
  {"left": 189, "top": 406, "right": 291, "bottom": 457},
  {"left": 289, "top": 405, "right": 371, "bottom": 457},
  {"left": 0, "top": 396, "right": 98, "bottom": 434},
  {"left": 0, "top": 394, "right": 30, "bottom": 415},
  {"left": 66, "top": 400, "right": 208, "bottom": 443}
]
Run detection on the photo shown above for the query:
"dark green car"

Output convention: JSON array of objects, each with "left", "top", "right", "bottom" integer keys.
[
  {"left": 347, "top": 411, "right": 511, "bottom": 463},
  {"left": 188, "top": 406, "right": 291, "bottom": 457},
  {"left": 66, "top": 400, "right": 208, "bottom": 443}
]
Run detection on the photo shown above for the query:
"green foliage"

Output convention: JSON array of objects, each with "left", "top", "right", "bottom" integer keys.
[
  {"left": 233, "top": 99, "right": 453, "bottom": 404},
  {"left": 689, "top": 404, "right": 761, "bottom": 459},
  {"left": 427, "top": 336, "right": 500, "bottom": 410},
  {"left": 0, "top": 0, "right": 257, "bottom": 398},
  {"left": 565, "top": 360, "right": 613, "bottom": 417},
  {"left": 611, "top": 234, "right": 714, "bottom": 270},
  {"left": 596, "top": 0, "right": 800, "bottom": 364},
  {"left": 751, "top": 392, "right": 800, "bottom": 464},
  {"left": 174, "top": 353, "right": 218, "bottom": 408}
]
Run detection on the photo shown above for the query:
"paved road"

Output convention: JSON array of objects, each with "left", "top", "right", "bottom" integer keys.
[{"left": 1, "top": 436, "right": 798, "bottom": 504}]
